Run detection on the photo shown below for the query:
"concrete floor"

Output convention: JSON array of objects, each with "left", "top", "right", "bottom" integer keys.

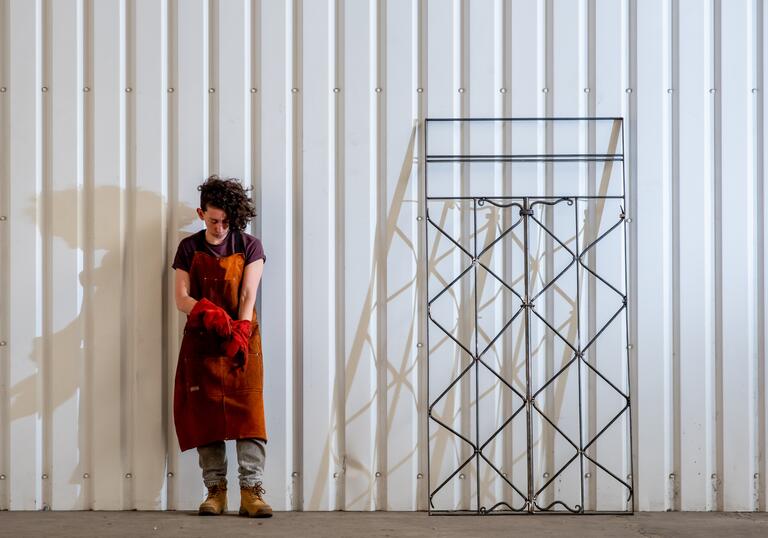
[{"left": 1, "top": 511, "right": 767, "bottom": 537}]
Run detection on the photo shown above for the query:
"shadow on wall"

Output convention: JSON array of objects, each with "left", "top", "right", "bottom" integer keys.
[{"left": 11, "top": 185, "right": 196, "bottom": 509}]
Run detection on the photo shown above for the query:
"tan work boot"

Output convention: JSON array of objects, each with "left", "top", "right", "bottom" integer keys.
[
  {"left": 198, "top": 482, "right": 227, "bottom": 515},
  {"left": 239, "top": 482, "right": 273, "bottom": 518}
]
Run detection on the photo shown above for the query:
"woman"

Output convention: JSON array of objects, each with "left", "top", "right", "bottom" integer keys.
[{"left": 172, "top": 175, "right": 271, "bottom": 517}]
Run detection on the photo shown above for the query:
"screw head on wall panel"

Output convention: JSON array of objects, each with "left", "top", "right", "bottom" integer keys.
[
  {"left": 416, "top": 216, "right": 423, "bottom": 221},
  {"left": 543, "top": 472, "right": 550, "bottom": 479},
  {"left": 416, "top": 343, "right": 423, "bottom": 348},
  {"left": 250, "top": 88, "right": 258, "bottom": 93},
  {"left": 625, "top": 88, "right": 632, "bottom": 93},
  {"left": 83, "top": 87, "right": 90, "bottom": 93},
  {"left": 125, "top": 87, "right": 132, "bottom": 93},
  {"left": 83, "top": 473, "right": 89, "bottom": 479},
  {"left": 208, "top": 88, "right": 216, "bottom": 93},
  {"left": 709, "top": 88, "right": 716, "bottom": 94},
  {"left": 459, "top": 473, "right": 465, "bottom": 480},
  {"left": 0, "top": 216, "right": 6, "bottom": 221},
  {"left": 417, "top": 473, "right": 423, "bottom": 479},
  {"left": 584, "top": 88, "right": 590, "bottom": 93},
  {"left": 542, "top": 87, "right": 549, "bottom": 94},
  {"left": 752, "top": 88, "right": 759, "bottom": 93},
  {"left": 291, "top": 88, "right": 299, "bottom": 93},
  {"left": 291, "top": 471, "right": 299, "bottom": 477},
  {"left": 755, "top": 473, "right": 760, "bottom": 479},
  {"left": 0, "top": 474, "right": 5, "bottom": 480},
  {"left": 333, "top": 472, "right": 339, "bottom": 478},
  {"left": 333, "top": 88, "right": 340, "bottom": 93},
  {"left": 375, "top": 471, "right": 382, "bottom": 477},
  {"left": 167, "top": 88, "right": 174, "bottom": 93},
  {"left": 627, "top": 474, "right": 632, "bottom": 480},
  {"left": 667, "top": 88, "right": 674, "bottom": 94},
  {"left": 0, "top": 87, "right": 6, "bottom": 93},
  {"left": 167, "top": 472, "right": 174, "bottom": 477},
  {"left": 584, "top": 473, "right": 591, "bottom": 478},
  {"left": 669, "top": 473, "right": 676, "bottom": 479},
  {"left": 711, "top": 473, "right": 717, "bottom": 479},
  {"left": 417, "top": 88, "right": 423, "bottom": 93},
  {"left": 627, "top": 344, "right": 633, "bottom": 350},
  {"left": 42, "top": 474, "right": 48, "bottom": 479},
  {"left": 458, "top": 88, "right": 465, "bottom": 93},
  {"left": 499, "top": 88, "right": 507, "bottom": 94},
  {"left": 0, "top": 341, "right": 6, "bottom": 346},
  {"left": 42, "top": 86, "right": 48, "bottom": 93},
  {"left": 375, "top": 87, "right": 382, "bottom": 93},
  {"left": 125, "top": 473, "right": 132, "bottom": 479}
]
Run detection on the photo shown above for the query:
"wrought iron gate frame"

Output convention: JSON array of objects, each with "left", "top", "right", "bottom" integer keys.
[{"left": 423, "top": 117, "right": 634, "bottom": 516}]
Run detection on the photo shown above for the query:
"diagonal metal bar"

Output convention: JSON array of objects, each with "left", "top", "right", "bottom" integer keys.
[
  {"left": 476, "top": 260, "right": 525, "bottom": 302},
  {"left": 582, "top": 402, "right": 630, "bottom": 452},
  {"left": 478, "top": 306, "right": 524, "bottom": 359},
  {"left": 578, "top": 259, "right": 625, "bottom": 298},
  {"left": 476, "top": 356, "right": 527, "bottom": 403},
  {"left": 429, "top": 414, "right": 477, "bottom": 452},
  {"left": 580, "top": 213, "right": 624, "bottom": 256},
  {"left": 476, "top": 213, "right": 524, "bottom": 260},
  {"left": 531, "top": 401, "right": 580, "bottom": 452},
  {"left": 428, "top": 359, "right": 475, "bottom": 412},
  {"left": 479, "top": 403, "right": 527, "bottom": 451},
  {"left": 530, "top": 307, "right": 579, "bottom": 353},
  {"left": 580, "top": 356, "right": 629, "bottom": 401},
  {"left": 428, "top": 262, "right": 474, "bottom": 306},
  {"left": 428, "top": 315, "right": 475, "bottom": 359},
  {"left": 531, "top": 354, "right": 578, "bottom": 401},
  {"left": 427, "top": 208, "right": 475, "bottom": 260},
  {"left": 581, "top": 302, "right": 626, "bottom": 354},
  {"left": 533, "top": 452, "right": 580, "bottom": 498},
  {"left": 478, "top": 452, "right": 529, "bottom": 501},
  {"left": 428, "top": 453, "right": 475, "bottom": 509},
  {"left": 582, "top": 452, "right": 633, "bottom": 501}
]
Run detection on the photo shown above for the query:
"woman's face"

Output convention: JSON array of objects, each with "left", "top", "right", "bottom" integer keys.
[{"left": 197, "top": 205, "right": 229, "bottom": 241}]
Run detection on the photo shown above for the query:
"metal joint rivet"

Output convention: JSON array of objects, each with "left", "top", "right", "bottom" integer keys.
[
  {"left": 333, "top": 88, "right": 340, "bottom": 93},
  {"left": 291, "top": 88, "right": 299, "bottom": 93},
  {"left": 375, "top": 87, "right": 382, "bottom": 93},
  {"left": 584, "top": 473, "right": 591, "bottom": 478},
  {"left": 459, "top": 473, "right": 465, "bottom": 480},
  {"left": 250, "top": 88, "right": 258, "bottom": 93},
  {"left": 167, "top": 472, "right": 174, "bottom": 478},
  {"left": 125, "top": 473, "right": 132, "bottom": 479},
  {"left": 208, "top": 88, "right": 215, "bottom": 93},
  {"left": 83, "top": 473, "right": 89, "bottom": 479},
  {"left": 291, "top": 471, "right": 299, "bottom": 477},
  {"left": 542, "top": 87, "right": 549, "bottom": 94},
  {"left": 42, "top": 474, "right": 48, "bottom": 479},
  {"left": 499, "top": 88, "right": 507, "bottom": 94},
  {"left": 417, "top": 473, "right": 423, "bottom": 479},
  {"left": 83, "top": 87, "right": 90, "bottom": 93},
  {"left": 416, "top": 88, "right": 424, "bottom": 93},
  {"left": 42, "top": 87, "right": 49, "bottom": 93},
  {"left": 167, "top": 88, "right": 175, "bottom": 93},
  {"left": 125, "top": 87, "right": 132, "bottom": 93},
  {"left": 458, "top": 88, "right": 465, "bottom": 93},
  {"left": 375, "top": 471, "right": 382, "bottom": 478}
]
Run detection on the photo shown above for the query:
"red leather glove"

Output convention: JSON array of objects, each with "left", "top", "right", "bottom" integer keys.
[
  {"left": 221, "top": 319, "right": 252, "bottom": 368},
  {"left": 187, "top": 298, "right": 232, "bottom": 337}
]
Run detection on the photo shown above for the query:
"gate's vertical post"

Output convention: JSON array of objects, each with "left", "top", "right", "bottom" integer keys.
[{"left": 522, "top": 197, "right": 534, "bottom": 513}]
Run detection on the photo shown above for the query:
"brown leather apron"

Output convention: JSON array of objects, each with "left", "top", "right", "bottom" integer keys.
[{"left": 173, "top": 249, "right": 267, "bottom": 451}]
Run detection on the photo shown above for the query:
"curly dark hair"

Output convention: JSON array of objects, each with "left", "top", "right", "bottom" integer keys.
[{"left": 198, "top": 175, "right": 257, "bottom": 231}]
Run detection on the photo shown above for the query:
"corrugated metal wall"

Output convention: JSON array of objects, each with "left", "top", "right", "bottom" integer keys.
[{"left": 0, "top": 0, "right": 765, "bottom": 512}]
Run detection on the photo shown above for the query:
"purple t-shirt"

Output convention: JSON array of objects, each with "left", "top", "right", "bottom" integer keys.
[{"left": 172, "top": 229, "right": 266, "bottom": 272}]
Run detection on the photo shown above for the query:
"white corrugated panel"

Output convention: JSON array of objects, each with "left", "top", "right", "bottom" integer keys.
[{"left": 0, "top": 0, "right": 765, "bottom": 512}]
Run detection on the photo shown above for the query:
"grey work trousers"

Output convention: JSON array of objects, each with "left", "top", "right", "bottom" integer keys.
[{"left": 197, "top": 438, "right": 266, "bottom": 488}]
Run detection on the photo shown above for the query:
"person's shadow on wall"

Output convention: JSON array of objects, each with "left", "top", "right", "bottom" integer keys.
[{"left": 10, "top": 186, "right": 196, "bottom": 509}]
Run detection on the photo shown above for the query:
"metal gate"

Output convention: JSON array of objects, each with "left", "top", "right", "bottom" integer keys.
[{"left": 424, "top": 118, "right": 633, "bottom": 514}]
